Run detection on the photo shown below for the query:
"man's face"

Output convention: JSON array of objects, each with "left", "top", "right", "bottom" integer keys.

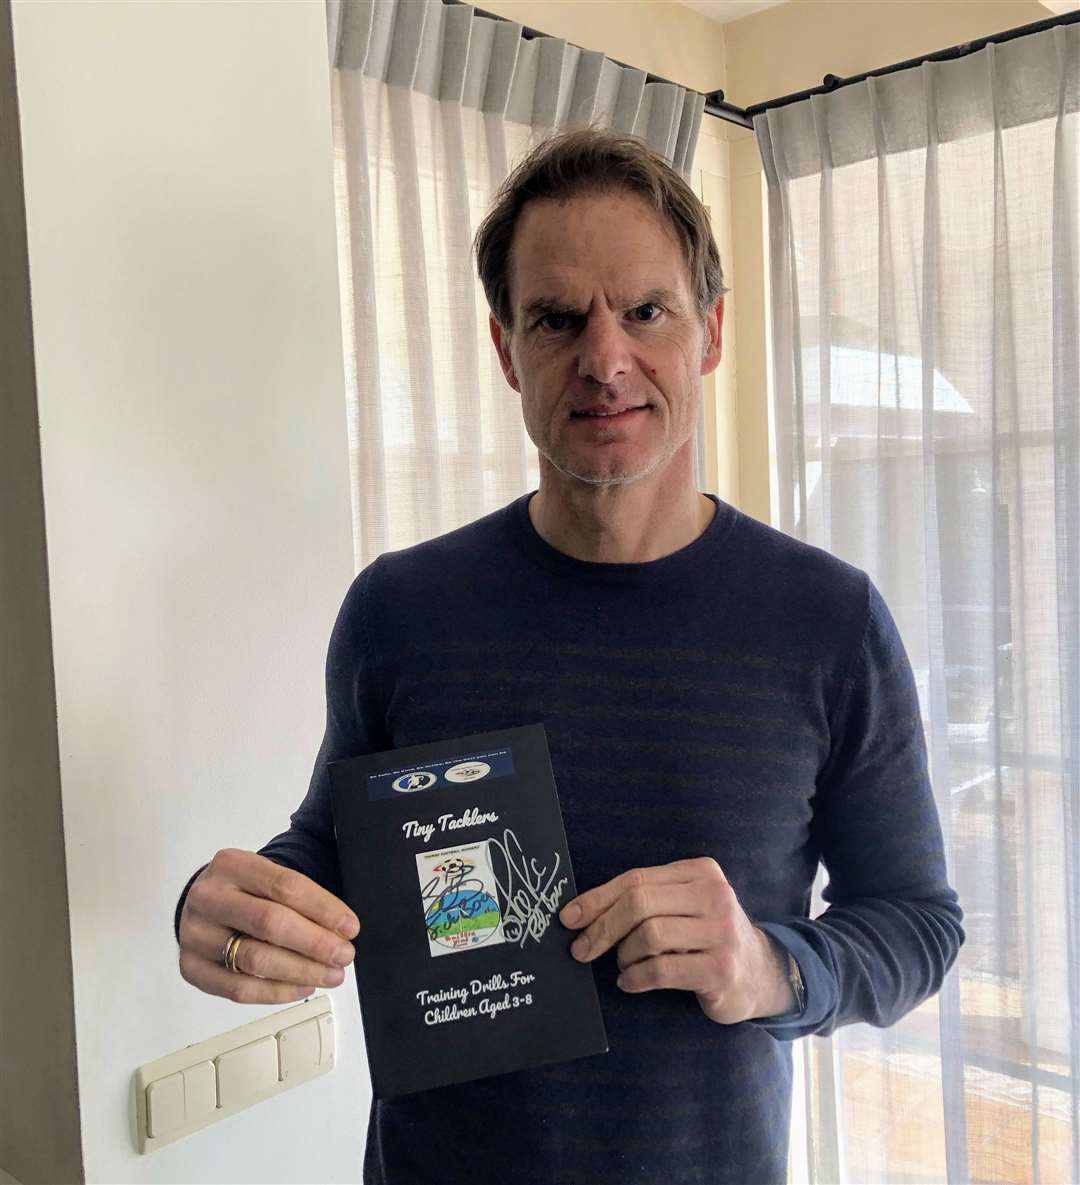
[{"left": 490, "top": 190, "right": 722, "bottom": 488}]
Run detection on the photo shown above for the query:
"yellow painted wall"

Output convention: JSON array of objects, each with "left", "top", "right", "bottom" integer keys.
[{"left": 725, "top": 0, "right": 1051, "bottom": 109}]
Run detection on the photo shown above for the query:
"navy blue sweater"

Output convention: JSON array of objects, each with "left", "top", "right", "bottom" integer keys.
[{"left": 177, "top": 493, "right": 963, "bottom": 1184}]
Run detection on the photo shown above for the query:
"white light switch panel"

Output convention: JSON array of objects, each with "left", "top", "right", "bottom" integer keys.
[
  {"left": 134, "top": 994, "right": 335, "bottom": 1153},
  {"left": 215, "top": 1035, "right": 279, "bottom": 1109}
]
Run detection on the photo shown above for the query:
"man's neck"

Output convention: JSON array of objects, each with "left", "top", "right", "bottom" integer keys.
[{"left": 528, "top": 456, "right": 717, "bottom": 564}]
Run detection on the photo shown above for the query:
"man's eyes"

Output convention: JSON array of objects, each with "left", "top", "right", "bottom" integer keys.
[
  {"left": 536, "top": 304, "right": 663, "bottom": 332},
  {"left": 538, "top": 312, "right": 579, "bottom": 332}
]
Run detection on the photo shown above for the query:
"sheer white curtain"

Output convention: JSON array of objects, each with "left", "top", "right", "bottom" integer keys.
[
  {"left": 324, "top": 0, "right": 705, "bottom": 567},
  {"left": 757, "top": 22, "right": 1079, "bottom": 1185}
]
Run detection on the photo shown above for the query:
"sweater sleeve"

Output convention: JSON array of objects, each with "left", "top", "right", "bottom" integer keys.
[
  {"left": 748, "top": 575, "right": 965, "bottom": 1040},
  {"left": 173, "top": 563, "right": 389, "bottom": 943}
]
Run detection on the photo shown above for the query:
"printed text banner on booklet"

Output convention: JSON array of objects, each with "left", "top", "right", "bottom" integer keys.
[{"left": 328, "top": 723, "right": 608, "bottom": 1098}]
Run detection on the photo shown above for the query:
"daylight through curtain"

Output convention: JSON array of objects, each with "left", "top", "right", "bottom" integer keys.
[{"left": 757, "top": 22, "right": 1080, "bottom": 1185}]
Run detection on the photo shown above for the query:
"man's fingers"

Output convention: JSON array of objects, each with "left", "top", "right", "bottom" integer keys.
[
  {"left": 560, "top": 857, "right": 726, "bottom": 930},
  {"left": 615, "top": 915, "right": 718, "bottom": 971},
  {"left": 569, "top": 876, "right": 730, "bottom": 966},
  {"left": 182, "top": 913, "right": 349, "bottom": 988},
  {"left": 177, "top": 850, "right": 362, "bottom": 1011},
  {"left": 210, "top": 849, "right": 360, "bottom": 938},
  {"left": 229, "top": 934, "right": 347, "bottom": 989},
  {"left": 570, "top": 881, "right": 708, "bottom": 962},
  {"left": 183, "top": 862, "right": 355, "bottom": 971},
  {"left": 197, "top": 883, "right": 357, "bottom": 970},
  {"left": 615, "top": 951, "right": 715, "bottom": 995},
  {"left": 178, "top": 948, "right": 319, "bottom": 1006}
]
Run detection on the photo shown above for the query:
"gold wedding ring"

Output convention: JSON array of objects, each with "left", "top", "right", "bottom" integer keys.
[{"left": 221, "top": 931, "right": 246, "bottom": 974}]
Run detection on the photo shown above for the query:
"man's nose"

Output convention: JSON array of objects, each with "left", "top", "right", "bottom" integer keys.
[{"left": 576, "top": 309, "right": 631, "bottom": 386}]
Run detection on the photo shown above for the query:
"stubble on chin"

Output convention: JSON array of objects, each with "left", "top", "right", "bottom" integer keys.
[
  {"left": 552, "top": 456, "right": 662, "bottom": 487},
  {"left": 541, "top": 438, "right": 671, "bottom": 488},
  {"left": 544, "top": 414, "right": 686, "bottom": 489}
]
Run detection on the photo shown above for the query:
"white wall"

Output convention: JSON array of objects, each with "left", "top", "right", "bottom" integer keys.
[{"left": 11, "top": 2, "right": 366, "bottom": 1181}]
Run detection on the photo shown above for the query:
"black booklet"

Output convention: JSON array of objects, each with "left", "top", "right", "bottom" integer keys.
[{"left": 328, "top": 723, "right": 608, "bottom": 1099}]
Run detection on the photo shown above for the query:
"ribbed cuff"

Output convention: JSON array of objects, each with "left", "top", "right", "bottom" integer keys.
[
  {"left": 174, "top": 863, "right": 210, "bottom": 944},
  {"left": 746, "top": 922, "right": 837, "bottom": 1041}
]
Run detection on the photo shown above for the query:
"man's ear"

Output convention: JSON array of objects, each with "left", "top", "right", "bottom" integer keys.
[
  {"left": 700, "top": 296, "right": 724, "bottom": 377},
  {"left": 489, "top": 314, "right": 521, "bottom": 393}
]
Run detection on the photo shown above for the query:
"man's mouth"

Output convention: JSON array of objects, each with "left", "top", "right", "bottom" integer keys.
[{"left": 570, "top": 404, "right": 649, "bottom": 419}]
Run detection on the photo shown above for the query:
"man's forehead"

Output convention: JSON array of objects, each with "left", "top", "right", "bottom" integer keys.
[
  {"left": 507, "top": 192, "right": 693, "bottom": 313},
  {"left": 518, "top": 270, "right": 688, "bottom": 313},
  {"left": 512, "top": 255, "right": 692, "bottom": 314}
]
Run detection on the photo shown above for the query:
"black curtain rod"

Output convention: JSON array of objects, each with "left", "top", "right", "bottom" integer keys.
[
  {"left": 456, "top": 2, "right": 1079, "bottom": 132},
  {"left": 712, "top": 5, "right": 1080, "bottom": 127}
]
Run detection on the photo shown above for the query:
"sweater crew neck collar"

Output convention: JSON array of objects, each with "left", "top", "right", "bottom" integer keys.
[{"left": 506, "top": 491, "right": 740, "bottom": 585}]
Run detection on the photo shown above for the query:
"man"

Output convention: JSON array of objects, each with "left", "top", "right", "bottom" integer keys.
[{"left": 176, "top": 128, "right": 964, "bottom": 1184}]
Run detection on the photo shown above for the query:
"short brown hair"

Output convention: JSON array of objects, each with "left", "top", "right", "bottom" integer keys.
[{"left": 474, "top": 126, "right": 727, "bottom": 330}]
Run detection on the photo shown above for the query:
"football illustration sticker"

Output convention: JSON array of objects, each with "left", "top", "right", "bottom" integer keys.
[
  {"left": 391, "top": 770, "right": 437, "bottom": 793},
  {"left": 416, "top": 842, "right": 506, "bottom": 957}
]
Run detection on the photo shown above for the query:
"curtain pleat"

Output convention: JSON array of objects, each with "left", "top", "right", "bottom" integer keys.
[
  {"left": 1051, "top": 25, "right": 1080, "bottom": 1175},
  {"left": 327, "top": 0, "right": 706, "bottom": 565},
  {"left": 757, "top": 20, "right": 1080, "bottom": 1185},
  {"left": 332, "top": 65, "right": 389, "bottom": 558},
  {"left": 331, "top": 0, "right": 704, "bottom": 161}
]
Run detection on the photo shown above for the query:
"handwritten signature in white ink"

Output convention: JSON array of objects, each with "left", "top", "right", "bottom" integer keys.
[{"left": 486, "top": 829, "right": 569, "bottom": 947}]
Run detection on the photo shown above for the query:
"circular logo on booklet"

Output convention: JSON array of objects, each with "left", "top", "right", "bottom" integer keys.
[
  {"left": 391, "top": 770, "right": 437, "bottom": 793},
  {"left": 444, "top": 761, "right": 492, "bottom": 784}
]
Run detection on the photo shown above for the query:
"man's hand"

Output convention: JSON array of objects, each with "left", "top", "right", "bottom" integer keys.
[
  {"left": 558, "top": 857, "right": 795, "bottom": 1025},
  {"left": 177, "top": 849, "right": 361, "bottom": 1005}
]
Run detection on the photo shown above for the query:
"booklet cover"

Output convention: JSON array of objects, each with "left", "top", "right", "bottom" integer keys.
[{"left": 328, "top": 723, "right": 608, "bottom": 1099}]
